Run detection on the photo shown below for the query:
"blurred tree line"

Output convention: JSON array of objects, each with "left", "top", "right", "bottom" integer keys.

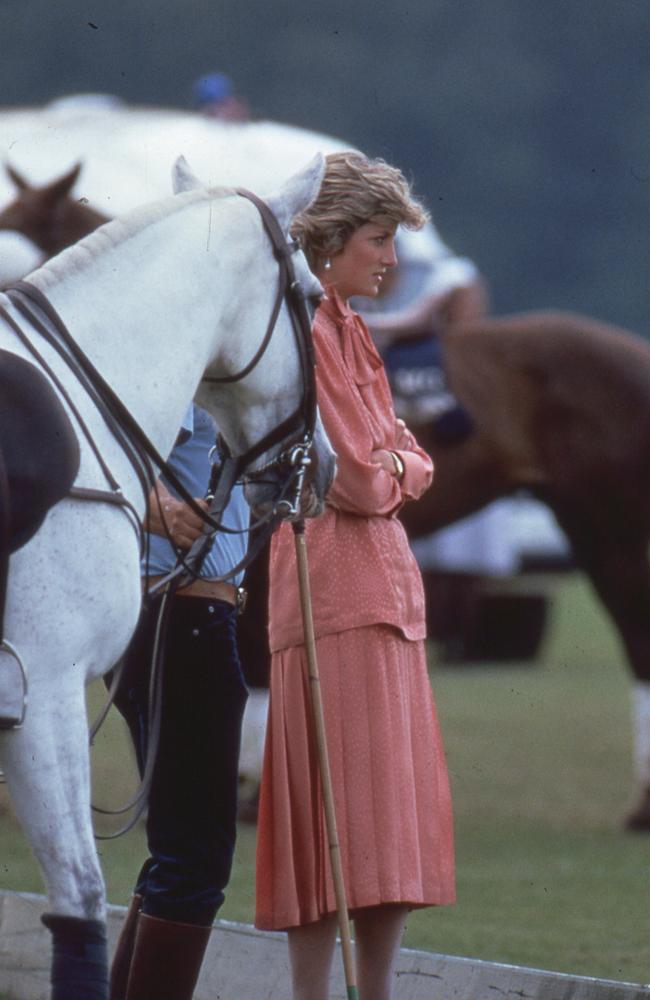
[{"left": 2, "top": 0, "right": 650, "bottom": 333}]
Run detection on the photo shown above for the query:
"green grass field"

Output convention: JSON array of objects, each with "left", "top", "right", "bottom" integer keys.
[{"left": 1, "top": 574, "right": 649, "bottom": 988}]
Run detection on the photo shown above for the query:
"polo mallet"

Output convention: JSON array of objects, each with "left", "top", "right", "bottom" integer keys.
[{"left": 293, "top": 519, "right": 359, "bottom": 1000}]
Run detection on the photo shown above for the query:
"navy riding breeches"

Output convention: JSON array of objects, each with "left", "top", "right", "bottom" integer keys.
[{"left": 113, "top": 593, "right": 248, "bottom": 926}]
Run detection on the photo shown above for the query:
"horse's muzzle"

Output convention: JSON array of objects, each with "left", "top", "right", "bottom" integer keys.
[{"left": 244, "top": 430, "right": 335, "bottom": 521}]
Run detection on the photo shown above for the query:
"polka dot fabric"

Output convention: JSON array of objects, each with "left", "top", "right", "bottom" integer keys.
[
  {"left": 255, "top": 626, "right": 455, "bottom": 929},
  {"left": 255, "top": 293, "right": 455, "bottom": 930}
]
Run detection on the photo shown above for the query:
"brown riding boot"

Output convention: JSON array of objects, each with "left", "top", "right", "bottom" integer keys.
[
  {"left": 110, "top": 895, "right": 143, "bottom": 1000},
  {"left": 124, "top": 912, "right": 212, "bottom": 1000}
]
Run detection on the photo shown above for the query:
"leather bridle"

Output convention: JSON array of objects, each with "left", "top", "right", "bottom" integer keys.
[
  {"left": 145, "top": 188, "right": 322, "bottom": 597},
  {"left": 203, "top": 187, "right": 320, "bottom": 521}
]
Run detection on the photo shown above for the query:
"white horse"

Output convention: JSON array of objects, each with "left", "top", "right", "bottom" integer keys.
[{"left": 0, "top": 153, "right": 334, "bottom": 999}]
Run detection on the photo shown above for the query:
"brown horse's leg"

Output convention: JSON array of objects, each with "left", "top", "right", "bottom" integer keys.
[{"left": 551, "top": 503, "right": 650, "bottom": 830}]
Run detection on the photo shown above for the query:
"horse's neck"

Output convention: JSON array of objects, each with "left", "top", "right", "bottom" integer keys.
[{"left": 31, "top": 199, "right": 232, "bottom": 456}]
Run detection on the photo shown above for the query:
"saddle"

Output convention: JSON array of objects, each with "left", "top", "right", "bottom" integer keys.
[
  {"left": 0, "top": 348, "right": 80, "bottom": 554},
  {"left": 382, "top": 333, "right": 474, "bottom": 445},
  {"left": 0, "top": 349, "right": 79, "bottom": 727}
]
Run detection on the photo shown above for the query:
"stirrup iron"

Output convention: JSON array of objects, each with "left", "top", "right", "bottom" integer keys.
[{"left": 0, "top": 639, "right": 28, "bottom": 729}]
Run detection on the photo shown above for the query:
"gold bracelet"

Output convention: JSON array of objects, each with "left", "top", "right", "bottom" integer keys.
[{"left": 390, "top": 450, "right": 405, "bottom": 481}]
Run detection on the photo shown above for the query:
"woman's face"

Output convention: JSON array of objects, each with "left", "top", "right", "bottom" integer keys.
[{"left": 321, "top": 219, "right": 398, "bottom": 301}]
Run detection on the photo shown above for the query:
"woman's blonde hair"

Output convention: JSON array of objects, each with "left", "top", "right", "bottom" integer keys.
[{"left": 291, "top": 151, "right": 430, "bottom": 270}]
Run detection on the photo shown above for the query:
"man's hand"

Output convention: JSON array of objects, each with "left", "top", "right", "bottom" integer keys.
[{"left": 146, "top": 481, "right": 208, "bottom": 549}]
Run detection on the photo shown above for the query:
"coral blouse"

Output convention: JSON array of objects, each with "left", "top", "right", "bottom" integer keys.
[{"left": 268, "top": 290, "right": 433, "bottom": 652}]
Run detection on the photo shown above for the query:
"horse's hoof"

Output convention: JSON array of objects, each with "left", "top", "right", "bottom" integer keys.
[{"left": 624, "top": 789, "right": 650, "bottom": 832}]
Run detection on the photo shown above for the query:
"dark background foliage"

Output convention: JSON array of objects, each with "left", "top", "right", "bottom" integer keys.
[{"left": 2, "top": 0, "right": 650, "bottom": 332}]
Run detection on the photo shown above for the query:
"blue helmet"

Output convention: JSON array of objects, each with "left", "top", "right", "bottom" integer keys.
[{"left": 192, "top": 72, "right": 234, "bottom": 107}]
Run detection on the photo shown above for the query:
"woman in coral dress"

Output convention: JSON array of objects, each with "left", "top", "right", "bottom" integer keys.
[{"left": 255, "top": 151, "right": 455, "bottom": 1000}]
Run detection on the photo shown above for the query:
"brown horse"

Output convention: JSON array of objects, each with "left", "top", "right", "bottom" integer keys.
[
  {"left": 0, "top": 162, "right": 109, "bottom": 257},
  {"left": 396, "top": 305, "right": 650, "bottom": 830},
  {"left": 2, "top": 170, "right": 649, "bottom": 831}
]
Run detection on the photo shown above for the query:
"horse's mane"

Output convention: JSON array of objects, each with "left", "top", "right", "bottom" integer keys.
[{"left": 30, "top": 184, "right": 237, "bottom": 290}]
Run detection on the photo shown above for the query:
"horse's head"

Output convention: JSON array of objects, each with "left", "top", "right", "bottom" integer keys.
[
  {"left": 0, "top": 162, "right": 109, "bottom": 258},
  {"left": 173, "top": 155, "right": 336, "bottom": 520}
]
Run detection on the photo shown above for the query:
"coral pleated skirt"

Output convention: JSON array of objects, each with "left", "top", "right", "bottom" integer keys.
[{"left": 254, "top": 624, "right": 455, "bottom": 930}]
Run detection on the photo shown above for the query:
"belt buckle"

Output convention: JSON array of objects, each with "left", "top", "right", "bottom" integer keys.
[{"left": 235, "top": 586, "right": 248, "bottom": 614}]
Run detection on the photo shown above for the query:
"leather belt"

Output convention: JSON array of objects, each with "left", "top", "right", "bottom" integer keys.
[{"left": 145, "top": 575, "right": 245, "bottom": 608}]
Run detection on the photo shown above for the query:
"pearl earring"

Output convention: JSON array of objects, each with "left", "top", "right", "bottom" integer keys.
[{"left": 323, "top": 258, "right": 332, "bottom": 271}]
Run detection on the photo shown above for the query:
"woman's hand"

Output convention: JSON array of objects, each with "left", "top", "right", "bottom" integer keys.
[
  {"left": 394, "top": 418, "right": 411, "bottom": 450},
  {"left": 370, "top": 448, "right": 396, "bottom": 474},
  {"left": 370, "top": 448, "right": 404, "bottom": 480}
]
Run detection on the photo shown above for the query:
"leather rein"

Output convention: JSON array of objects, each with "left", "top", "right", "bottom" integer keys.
[{"left": 145, "top": 187, "right": 321, "bottom": 596}]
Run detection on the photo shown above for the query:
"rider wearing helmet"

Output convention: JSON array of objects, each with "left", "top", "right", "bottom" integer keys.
[{"left": 191, "top": 71, "right": 250, "bottom": 122}]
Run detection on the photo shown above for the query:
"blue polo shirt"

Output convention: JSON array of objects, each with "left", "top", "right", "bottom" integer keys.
[{"left": 145, "top": 405, "right": 249, "bottom": 585}]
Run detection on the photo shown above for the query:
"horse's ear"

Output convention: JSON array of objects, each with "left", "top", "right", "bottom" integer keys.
[
  {"left": 42, "top": 163, "right": 82, "bottom": 204},
  {"left": 172, "top": 156, "right": 205, "bottom": 194},
  {"left": 5, "top": 163, "right": 30, "bottom": 191},
  {"left": 265, "top": 154, "right": 325, "bottom": 234}
]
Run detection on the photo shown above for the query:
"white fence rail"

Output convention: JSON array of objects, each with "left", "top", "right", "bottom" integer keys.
[{"left": 0, "top": 891, "right": 648, "bottom": 1000}]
